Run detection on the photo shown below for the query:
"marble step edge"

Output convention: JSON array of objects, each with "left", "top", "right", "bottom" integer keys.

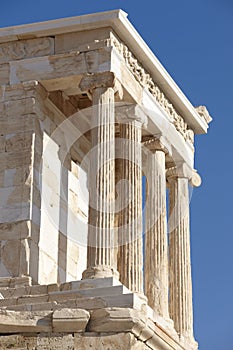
[
  {"left": 0, "top": 307, "right": 188, "bottom": 350},
  {"left": 0, "top": 277, "right": 121, "bottom": 298},
  {"left": 89, "top": 308, "right": 186, "bottom": 350},
  {"left": 0, "top": 276, "right": 32, "bottom": 289},
  {"left": 0, "top": 293, "right": 178, "bottom": 343},
  {"left": 1, "top": 293, "right": 145, "bottom": 312},
  {"left": 0, "top": 284, "right": 131, "bottom": 305},
  {"left": 0, "top": 308, "right": 90, "bottom": 334}
]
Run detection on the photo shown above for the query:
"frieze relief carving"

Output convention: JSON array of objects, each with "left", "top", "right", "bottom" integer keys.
[{"left": 109, "top": 34, "right": 194, "bottom": 145}]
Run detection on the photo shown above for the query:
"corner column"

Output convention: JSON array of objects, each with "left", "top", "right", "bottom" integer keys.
[
  {"left": 144, "top": 138, "right": 170, "bottom": 318},
  {"left": 117, "top": 106, "right": 147, "bottom": 294},
  {"left": 80, "top": 73, "right": 118, "bottom": 279},
  {"left": 167, "top": 165, "right": 195, "bottom": 342}
]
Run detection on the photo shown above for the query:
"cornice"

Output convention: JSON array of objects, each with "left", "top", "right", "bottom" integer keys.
[{"left": 0, "top": 10, "right": 210, "bottom": 135}]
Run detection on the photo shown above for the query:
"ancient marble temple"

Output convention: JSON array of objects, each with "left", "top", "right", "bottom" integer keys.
[{"left": 0, "top": 10, "right": 211, "bottom": 350}]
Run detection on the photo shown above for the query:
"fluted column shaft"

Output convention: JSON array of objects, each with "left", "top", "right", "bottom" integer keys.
[
  {"left": 83, "top": 86, "right": 118, "bottom": 279},
  {"left": 144, "top": 145, "right": 169, "bottom": 318},
  {"left": 168, "top": 173, "right": 194, "bottom": 339},
  {"left": 118, "top": 120, "right": 143, "bottom": 294}
]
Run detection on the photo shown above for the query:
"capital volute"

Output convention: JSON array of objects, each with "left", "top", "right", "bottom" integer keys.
[
  {"left": 190, "top": 170, "right": 202, "bottom": 187},
  {"left": 142, "top": 134, "right": 171, "bottom": 155},
  {"left": 79, "top": 72, "right": 121, "bottom": 95},
  {"left": 116, "top": 104, "right": 148, "bottom": 127},
  {"left": 166, "top": 164, "right": 202, "bottom": 187}
]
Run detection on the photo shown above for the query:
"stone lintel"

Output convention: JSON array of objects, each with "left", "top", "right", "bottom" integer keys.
[{"left": 8, "top": 48, "right": 112, "bottom": 85}]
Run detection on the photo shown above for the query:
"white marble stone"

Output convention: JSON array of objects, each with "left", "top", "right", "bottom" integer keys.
[
  {"left": 0, "top": 10, "right": 211, "bottom": 350},
  {"left": 144, "top": 140, "right": 169, "bottom": 319},
  {"left": 168, "top": 168, "right": 195, "bottom": 344}
]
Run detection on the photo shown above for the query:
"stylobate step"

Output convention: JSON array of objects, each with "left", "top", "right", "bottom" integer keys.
[
  {"left": 60, "top": 277, "right": 121, "bottom": 291},
  {"left": 4, "top": 293, "right": 145, "bottom": 312},
  {"left": 0, "top": 277, "right": 121, "bottom": 299},
  {"left": 49, "top": 285, "right": 130, "bottom": 301}
]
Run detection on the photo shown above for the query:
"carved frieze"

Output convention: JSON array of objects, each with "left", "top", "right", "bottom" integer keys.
[{"left": 109, "top": 35, "right": 194, "bottom": 145}]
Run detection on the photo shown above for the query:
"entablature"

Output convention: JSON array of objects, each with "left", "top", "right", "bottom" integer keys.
[{"left": 0, "top": 9, "right": 212, "bottom": 135}]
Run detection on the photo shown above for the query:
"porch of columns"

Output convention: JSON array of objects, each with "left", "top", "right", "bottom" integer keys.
[
  {"left": 167, "top": 164, "right": 198, "bottom": 342},
  {"left": 80, "top": 72, "right": 119, "bottom": 279},
  {"left": 143, "top": 137, "right": 170, "bottom": 319},
  {"left": 116, "top": 106, "right": 147, "bottom": 295}
]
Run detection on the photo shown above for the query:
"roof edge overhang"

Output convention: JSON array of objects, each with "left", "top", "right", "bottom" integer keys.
[{"left": 0, "top": 9, "right": 208, "bottom": 134}]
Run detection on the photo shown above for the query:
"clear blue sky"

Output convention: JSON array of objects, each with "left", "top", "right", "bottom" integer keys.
[{"left": 1, "top": 1, "right": 232, "bottom": 349}]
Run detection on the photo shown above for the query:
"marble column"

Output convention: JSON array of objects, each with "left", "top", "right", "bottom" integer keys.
[
  {"left": 144, "top": 138, "right": 170, "bottom": 318},
  {"left": 81, "top": 77, "right": 118, "bottom": 279},
  {"left": 117, "top": 106, "right": 147, "bottom": 294},
  {"left": 167, "top": 166, "right": 194, "bottom": 341}
]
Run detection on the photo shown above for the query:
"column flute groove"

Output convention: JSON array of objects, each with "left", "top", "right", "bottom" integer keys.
[
  {"left": 117, "top": 107, "right": 146, "bottom": 294},
  {"left": 80, "top": 74, "right": 119, "bottom": 279},
  {"left": 167, "top": 166, "right": 195, "bottom": 342},
  {"left": 144, "top": 138, "right": 170, "bottom": 318}
]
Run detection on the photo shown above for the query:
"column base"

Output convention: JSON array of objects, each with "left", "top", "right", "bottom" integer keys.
[
  {"left": 179, "top": 334, "right": 198, "bottom": 350},
  {"left": 82, "top": 266, "right": 119, "bottom": 280},
  {"left": 134, "top": 292, "right": 148, "bottom": 304}
]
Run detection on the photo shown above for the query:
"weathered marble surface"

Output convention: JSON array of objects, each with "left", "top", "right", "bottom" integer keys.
[
  {"left": 82, "top": 82, "right": 117, "bottom": 280},
  {"left": 118, "top": 117, "right": 144, "bottom": 294},
  {"left": 144, "top": 139, "right": 169, "bottom": 319},
  {"left": 0, "top": 333, "right": 151, "bottom": 350},
  {"left": 0, "top": 83, "right": 88, "bottom": 283},
  {"left": 0, "top": 37, "right": 54, "bottom": 64},
  {"left": 0, "top": 10, "right": 211, "bottom": 350},
  {"left": 167, "top": 168, "right": 196, "bottom": 347}
]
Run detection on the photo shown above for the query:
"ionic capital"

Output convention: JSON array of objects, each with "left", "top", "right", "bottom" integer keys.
[
  {"left": 190, "top": 170, "right": 202, "bottom": 187},
  {"left": 79, "top": 72, "right": 122, "bottom": 96},
  {"left": 166, "top": 164, "right": 190, "bottom": 181},
  {"left": 143, "top": 134, "right": 171, "bottom": 155},
  {"left": 166, "top": 164, "right": 202, "bottom": 187},
  {"left": 116, "top": 104, "right": 148, "bottom": 127}
]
